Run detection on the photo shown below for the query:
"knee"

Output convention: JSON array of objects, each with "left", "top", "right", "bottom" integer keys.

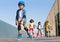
[
  {"left": 18, "top": 25, "right": 21, "bottom": 30},
  {"left": 23, "top": 24, "right": 27, "bottom": 28},
  {"left": 24, "top": 28, "right": 28, "bottom": 31}
]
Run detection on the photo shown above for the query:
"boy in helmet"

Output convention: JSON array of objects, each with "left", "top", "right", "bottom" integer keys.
[{"left": 16, "top": 1, "right": 32, "bottom": 40}]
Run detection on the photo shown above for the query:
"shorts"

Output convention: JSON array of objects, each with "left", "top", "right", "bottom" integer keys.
[
  {"left": 18, "top": 18, "right": 26, "bottom": 30},
  {"left": 18, "top": 18, "right": 26, "bottom": 24},
  {"left": 29, "top": 28, "right": 34, "bottom": 31}
]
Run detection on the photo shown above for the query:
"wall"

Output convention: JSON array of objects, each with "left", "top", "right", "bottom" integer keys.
[{"left": 46, "top": 0, "right": 60, "bottom": 36}]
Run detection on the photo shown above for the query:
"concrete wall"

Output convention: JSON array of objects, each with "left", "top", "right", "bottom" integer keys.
[
  {"left": 46, "top": 0, "right": 60, "bottom": 36},
  {"left": 58, "top": 0, "right": 60, "bottom": 12}
]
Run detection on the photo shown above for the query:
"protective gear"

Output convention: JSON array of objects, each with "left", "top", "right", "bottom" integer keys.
[
  {"left": 18, "top": 1, "right": 25, "bottom": 6},
  {"left": 18, "top": 25, "right": 21, "bottom": 30},
  {"left": 29, "top": 34, "right": 33, "bottom": 39},
  {"left": 17, "top": 34, "right": 22, "bottom": 40},
  {"left": 24, "top": 28, "right": 28, "bottom": 32}
]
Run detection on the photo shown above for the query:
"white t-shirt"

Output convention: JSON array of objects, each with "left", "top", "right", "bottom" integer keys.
[
  {"left": 38, "top": 25, "right": 42, "bottom": 29},
  {"left": 18, "top": 10, "right": 23, "bottom": 21}
]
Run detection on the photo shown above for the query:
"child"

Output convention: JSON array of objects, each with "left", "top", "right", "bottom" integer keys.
[
  {"left": 29, "top": 19, "right": 35, "bottom": 38},
  {"left": 45, "top": 21, "right": 50, "bottom": 37},
  {"left": 16, "top": 1, "right": 32, "bottom": 40},
  {"left": 36, "top": 22, "right": 42, "bottom": 39}
]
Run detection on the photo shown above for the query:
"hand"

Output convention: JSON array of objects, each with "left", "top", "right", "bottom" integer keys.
[{"left": 15, "top": 20, "right": 18, "bottom": 25}]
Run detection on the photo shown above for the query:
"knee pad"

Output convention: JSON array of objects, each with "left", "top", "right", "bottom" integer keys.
[
  {"left": 24, "top": 28, "right": 28, "bottom": 32},
  {"left": 18, "top": 25, "right": 21, "bottom": 30}
]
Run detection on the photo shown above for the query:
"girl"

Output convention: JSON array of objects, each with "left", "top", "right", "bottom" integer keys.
[{"left": 29, "top": 19, "right": 35, "bottom": 38}]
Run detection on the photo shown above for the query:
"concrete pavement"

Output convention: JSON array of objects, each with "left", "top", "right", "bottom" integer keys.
[{"left": 0, "top": 37, "right": 60, "bottom": 42}]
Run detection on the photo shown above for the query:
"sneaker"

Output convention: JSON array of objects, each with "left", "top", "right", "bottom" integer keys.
[
  {"left": 29, "top": 34, "right": 33, "bottom": 39},
  {"left": 17, "top": 35, "right": 22, "bottom": 40}
]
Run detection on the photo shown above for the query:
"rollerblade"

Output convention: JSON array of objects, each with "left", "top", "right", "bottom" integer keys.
[{"left": 17, "top": 34, "right": 22, "bottom": 40}]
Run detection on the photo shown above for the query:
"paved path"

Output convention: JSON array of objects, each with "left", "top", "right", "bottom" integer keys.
[{"left": 0, "top": 37, "right": 60, "bottom": 42}]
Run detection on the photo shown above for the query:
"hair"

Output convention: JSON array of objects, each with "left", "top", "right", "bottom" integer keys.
[
  {"left": 45, "top": 21, "right": 49, "bottom": 25},
  {"left": 30, "top": 19, "right": 34, "bottom": 23},
  {"left": 38, "top": 21, "right": 41, "bottom": 25},
  {"left": 18, "top": 4, "right": 25, "bottom": 7}
]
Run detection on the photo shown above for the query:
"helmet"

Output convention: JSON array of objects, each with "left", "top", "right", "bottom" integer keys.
[{"left": 18, "top": 1, "right": 25, "bottom": 6}]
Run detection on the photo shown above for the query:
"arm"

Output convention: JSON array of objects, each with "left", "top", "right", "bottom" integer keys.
[
  {"left": 33, "top": 24, "right": 36, "bottom": 28},
  {"left": 22, "top": 10, "right": 26, "bottom": 21},
  {"left": 29, "top": 24, "right": 31, "bottom": 28},
  {"left": 15, "top": 10, "right": 19, "bottom": 25}
]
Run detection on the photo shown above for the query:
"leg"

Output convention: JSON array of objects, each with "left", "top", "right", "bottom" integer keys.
[
  {"left": 23, "top": 24, "right": 32, "bottom": 39},
  {"left": 23, "top": 19, "right": 32, "bottom": 39},
  {"left": 29, "top": 28, "right": 31, "bottom": 37},
  {"left": 23, "top": 24, "right": 30, "bottom": 35},
  {"left": 17, "top": 22, "right": 22, "bottom": 39},
  {"left": 47, "top": 29, "right": 50, "bottom": 37},
  {"left": 46, "top": 31, "right": 48, "bottom": 37},
  {"left": 39, "top": 29, "right": 42, "bottom": 37},
  {"left": 32, "top": 28, "right": 35, "bottom": 38},
  {"left": 36, "top": 29, "right": 39, "bottom": 38},
  {"left": 46, "top": 29, "right": 49, "bottom": 37},
  {"left": 18, "top": 25, "right": 22, "bottom": 35},
  {"left": 32, "top": 28, "right": 34, "bottom": 36}
]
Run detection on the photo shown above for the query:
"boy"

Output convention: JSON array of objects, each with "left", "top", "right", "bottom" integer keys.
[
  {"left": 36, "top": 22, "right": 42, "bottom": 39},
  {"left": 29, "top": 19, "right": 35, "bottom": 38},
  {"left": 15, "top": 1, "right": 32, "bottom": 40}
]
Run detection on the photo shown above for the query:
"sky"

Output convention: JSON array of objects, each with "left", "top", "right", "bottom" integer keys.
[{"left": 0, "top": 0, "right": 55, "bottom": 27}]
